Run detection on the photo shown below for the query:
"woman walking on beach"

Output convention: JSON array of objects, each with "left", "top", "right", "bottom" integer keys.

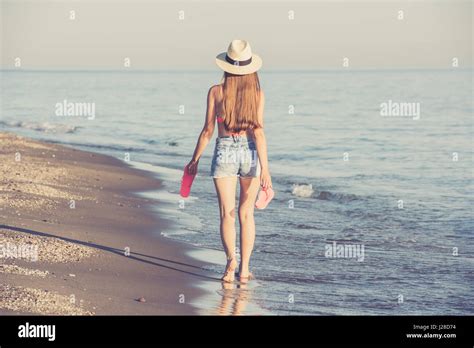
[{"left": 187, "top": 40, "right": 272, "bottom": 283}]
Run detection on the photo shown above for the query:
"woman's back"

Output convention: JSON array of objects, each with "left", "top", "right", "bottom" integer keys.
[{"left": 214, "top": 83, "right": 262, "bottom": 140}]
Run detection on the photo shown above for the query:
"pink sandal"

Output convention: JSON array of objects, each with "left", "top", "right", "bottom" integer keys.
[
  {"left": 255, "top": 187, "right": 275, "bottom": 210},
  {"left": 180, "top": 164, "right": 197, "bottom": 198}
]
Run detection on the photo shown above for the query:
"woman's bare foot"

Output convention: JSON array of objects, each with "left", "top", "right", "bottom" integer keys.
[
  {"left": 221, "top": 258, "right": 237, "bottom": 283},
  {"left": 238, "top": 267, "right": 254, "bottom": 283}
]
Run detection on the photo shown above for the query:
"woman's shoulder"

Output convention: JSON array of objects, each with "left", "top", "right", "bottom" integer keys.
[
  {"left": 209, "top": 84, "right": 223, "bottom": 99},
  {"left": 209, "top": 84, "right": 223, "bottom": 92}
]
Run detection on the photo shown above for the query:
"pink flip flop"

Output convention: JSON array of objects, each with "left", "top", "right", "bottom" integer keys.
[
  {"left": 180, "top": 165, "right": 197, "bottom": 198},
  {"left": 255, "top": 187, "right": 275, "bottom": 210}
]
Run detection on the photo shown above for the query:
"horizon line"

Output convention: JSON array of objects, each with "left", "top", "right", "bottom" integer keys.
[{"left": 1, "top": 67, "right": 472, "bottom": 73}]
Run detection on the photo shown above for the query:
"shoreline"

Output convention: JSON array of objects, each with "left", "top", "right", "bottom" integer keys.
[{"left": 0, "top": 131, "right": 222, "bottom": 315}]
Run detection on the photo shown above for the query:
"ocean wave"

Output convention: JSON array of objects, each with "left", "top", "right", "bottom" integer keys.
[
  {"left": 0, "top": 120, "right": 79, "bottom": 134},
  {"left": 290, "top": 183, "right": 360, "bottom": 203},
  {"left": 259, "top": 273, "right": 336, "bottom": 285},
  {"left": 316, "top": 191, "right": 360, "bottom": 202},
  {"left": 291, "top": 184, "right": 314, "bottom": 198},
  {"left": 48, "top": 140, "right": 147, "bottom": 154},
  {"left": 141, "top": 137, "right": 178, "bottom": 147},
  {"left": 284, "top": 221, "right": 322, "bottom": 230}
]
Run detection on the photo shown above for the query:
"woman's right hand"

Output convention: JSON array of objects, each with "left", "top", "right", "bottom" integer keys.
[
  {"left": 260, "top": 168, "right": 272, "bottom": 190},
  {"left": 186, "top": 159, "right": 199, "bottom": 175}
]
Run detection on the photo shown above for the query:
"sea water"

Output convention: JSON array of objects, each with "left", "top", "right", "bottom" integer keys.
[{"left": 1, "top": 69, "right": 472, "bottom": 315}]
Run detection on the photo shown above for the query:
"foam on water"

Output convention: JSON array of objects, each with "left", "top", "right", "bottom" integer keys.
[
  {"left": 0, "top": 120, "right": 79, "bottom": 133},
  {"left": 129, "top": 161, "right": 204, "bottom": 237},
  {"left": 291, "top": 183, "right": 314, "bottom": 198}
]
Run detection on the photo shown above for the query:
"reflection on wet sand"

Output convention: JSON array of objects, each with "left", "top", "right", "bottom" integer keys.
[{"left": 215, "top": 281, "right": 253, "bottom": 315}]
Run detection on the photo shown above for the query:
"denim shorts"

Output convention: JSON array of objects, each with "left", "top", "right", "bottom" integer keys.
[{"left": 210, "top": 135, "right": 260, "bottom": 178}]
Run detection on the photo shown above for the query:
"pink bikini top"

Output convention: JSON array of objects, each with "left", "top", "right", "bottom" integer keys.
[{"left": 216, "top": 115, "right": 245, "bottom": 136}]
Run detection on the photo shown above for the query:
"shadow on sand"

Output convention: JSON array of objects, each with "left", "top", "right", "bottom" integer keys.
[{"left": 0, "top": 224, "right": 221, "bottom": 282}]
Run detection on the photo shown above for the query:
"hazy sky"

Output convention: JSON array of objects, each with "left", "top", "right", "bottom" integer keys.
[{"left": 1, "top": 0, "right": 472, "bottom": 69}]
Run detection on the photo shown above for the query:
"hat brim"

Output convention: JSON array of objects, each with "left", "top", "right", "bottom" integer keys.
[{"left": 215, "top": 52, "right": 262, "bottom": 75}]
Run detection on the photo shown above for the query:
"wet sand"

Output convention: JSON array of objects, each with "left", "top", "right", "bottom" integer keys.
[{"left": 0, "top": 132, "right": 220, "bottom": 315}]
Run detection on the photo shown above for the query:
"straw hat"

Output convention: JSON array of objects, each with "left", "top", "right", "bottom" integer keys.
[{"left": 215, "top": 39, "right": 262, "bottom": 75}]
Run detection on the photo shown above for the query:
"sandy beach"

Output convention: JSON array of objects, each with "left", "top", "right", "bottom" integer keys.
[{"left": 0, "top": 132, "right": 217, "bottom": 315}]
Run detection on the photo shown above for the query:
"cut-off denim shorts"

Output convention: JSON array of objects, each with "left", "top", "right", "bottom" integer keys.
[{"left": 210, "top": 135, "right": 260, "bottom": 178}]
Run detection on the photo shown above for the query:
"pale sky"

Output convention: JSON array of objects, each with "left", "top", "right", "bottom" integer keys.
[{"left": 1, "top": 0, "right": 472, "bottom": 69}]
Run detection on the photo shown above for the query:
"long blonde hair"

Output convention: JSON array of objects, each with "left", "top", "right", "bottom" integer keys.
[{"left": 221, "top": 72, "right": 262, "bottom": 132}]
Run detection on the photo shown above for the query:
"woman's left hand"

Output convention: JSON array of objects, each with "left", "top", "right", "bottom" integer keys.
[
  {"left": 260, "top": 168, "right": 272, "bottom": 190},
  {"left": 186, "top": 159, "right": 199, "bottom": 175}
]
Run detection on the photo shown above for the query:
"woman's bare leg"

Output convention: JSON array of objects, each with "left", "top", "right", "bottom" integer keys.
[
  {"left": 213, "top": 177, "right": 238, "bottom": 281},
  {"left": 238, "top": 177, "right": 260, "bottom": 279}
]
